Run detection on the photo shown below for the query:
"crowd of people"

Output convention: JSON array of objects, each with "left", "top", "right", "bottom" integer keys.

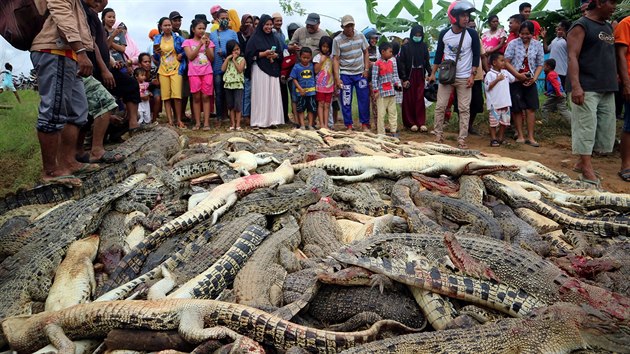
[{"left": 23, "top": 0, "right": 629, "bottom": 187}]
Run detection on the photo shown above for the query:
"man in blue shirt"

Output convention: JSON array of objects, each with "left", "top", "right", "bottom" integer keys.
[{"left": 210, "top": 8, "right": 238, "bottom": 121}]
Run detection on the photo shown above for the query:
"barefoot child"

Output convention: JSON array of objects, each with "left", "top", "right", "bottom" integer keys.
[
  {"left": 183, "top": 19, "right": 215, "bottom": 130},
  {"left": 290, "top": 47, "right": 317, "bottom": 129},
  {"left": 314, "top": 36, "right": 334, "bottom": 130},
  {"left": 134, "top": 68, "right": 152, "bottom": 124},
  {"left": 0, "top": 63, "right": 21, "bottom": 103},
  {"left": 222, "top": 40, "right": 246, "bottom": 130},
  {"left": 371, "top": 42, "right": 402, "bottom": 136},
  {"left": 484, "top": 52, "right": 515, "bottom": 147}
]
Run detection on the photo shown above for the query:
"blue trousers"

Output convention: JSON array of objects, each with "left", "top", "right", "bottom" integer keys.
[
  {"left": 242, "top": 77, "right": 251, "bottom": 117},
  {"left": 213, "top": 73, "right": 226, "bottom": 119},
  {"left": 340, "top": 74, "right": 370, "bottom": 126}
]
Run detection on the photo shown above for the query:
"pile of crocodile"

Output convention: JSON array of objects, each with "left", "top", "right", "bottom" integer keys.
[{"left": 1, "top": 126, "right": 629, "bottom": 353}]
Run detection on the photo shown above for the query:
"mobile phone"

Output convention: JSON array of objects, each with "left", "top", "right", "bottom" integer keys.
[
  {"left": 525, "top": 72, "right": 533, "bottom": 79},
  {"left": 118, "top": 22, "right": 127, "bottom": 30},
  {"left": 270, "top": 46, "right": 276, "bottom": 51}
]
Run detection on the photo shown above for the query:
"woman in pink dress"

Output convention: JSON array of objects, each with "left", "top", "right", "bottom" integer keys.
[{"left": 481, "top": 15, "right": 507, "bottom": 54}]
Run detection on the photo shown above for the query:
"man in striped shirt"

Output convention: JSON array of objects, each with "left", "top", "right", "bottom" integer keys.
[{"left": 332, "top": 15, "right": 370, "bottom": 131}]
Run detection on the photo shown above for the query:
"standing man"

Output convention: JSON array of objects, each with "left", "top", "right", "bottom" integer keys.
[
  {"left": 567, "top": 0, "right": 617, "bottom": 186},
  {"left": 210, "top": 8, "right": 238, "bottom": 123},
  {"left": 210, "top": 5, "right": 222, "bottom": 32},
  {"left": 272, "top": 12, "right": 288, "bottom": 51},
  {"left": 31, "top": 0, "right": 94, "bottom": 186},
  {"left": 614, "top": 9, "right": 630, "bottom": 182},
  {"left": 289, "top": 13, "right": 327, "bottom": 56},
  {"left": 332, "top": 15, "right": 370, "bottom": 131},
  {"left": 170, "top": 11, "right": 191, "bottom": 120},
  {"left": 544, "top": 20, "right": 570, "bottom": 88},
  {"left": 519, "top": 2, "right": 541, "bottom": 37},
  {"left": 428, "top": 0, "right": 480, "bottom": 149}
]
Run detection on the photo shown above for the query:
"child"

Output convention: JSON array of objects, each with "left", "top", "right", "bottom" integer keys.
[
  {"left": 541, "top": 58, "right": 571, "bottom": 122},
  {"left": 484, "top": 52, "right": 515, "bottom": 147},
  {"left": 290, "top": 47, "right": 317, "bottom": 129},
  {"left": 134, "top": 68, "right": 152, "bottom": 125},
  {"left": 313, "top": 36, "right": 334, "bottom": 131},
  {"left": 371, "top": 42, "right": 402, "bottom": 136},
  {"left": 0, "top": 63, "right": 21, "bottom": 103},
  {"left": 183, "top": 19, "right": 215, "bottom": 130},
  {"left": 222, "top": 40, "right": 246, "bottom": 130}
]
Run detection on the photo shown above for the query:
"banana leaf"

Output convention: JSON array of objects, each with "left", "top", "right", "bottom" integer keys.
[
  {"left": 387, "top": 0, "right": 405, "bottom": 18},
  {"left": 488, "top": 0, "right": 519, "bottom": 17},
  {"left": 532, "top": 0, "right": 550, "bottom": 11},
  {"left": 364, "top": 0, "right": 379, "bottom": 24}
]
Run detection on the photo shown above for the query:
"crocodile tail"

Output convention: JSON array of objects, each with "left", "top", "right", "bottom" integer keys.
[{"left": 0, "top": 184, "right": 76, "bottom": 214}]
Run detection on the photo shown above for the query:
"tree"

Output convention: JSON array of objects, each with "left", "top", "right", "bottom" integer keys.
[{"left": 279, "top": 0, "right": 307, "bottom": 16}]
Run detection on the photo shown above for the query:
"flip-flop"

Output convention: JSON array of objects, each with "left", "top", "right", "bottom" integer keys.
[
  {"left": 525, "top": 140, "right": 540, "bottom": 147},
  {"left": 90, "top": 151, "right": 124, "bottom": 163},
  {"left": 73, "top": 163, "right": 100, "bottom": 175},
  {"left": 40, "top": 175, "right": 83, "bottom": 188},
  {"left": 578, "top": 173, "right": 601, "bottom": 188},
  {"left": 619, "top": 168, "right": 630, "bottom": 182},
  {"left": 572, "top": 167, "right": 601, "bottom": 178}
]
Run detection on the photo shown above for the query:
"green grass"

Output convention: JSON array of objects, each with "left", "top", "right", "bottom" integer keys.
[{"left": 0, "top": 90, "right": 42, "bottom": 196}]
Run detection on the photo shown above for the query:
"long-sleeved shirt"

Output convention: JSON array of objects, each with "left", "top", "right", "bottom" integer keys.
[
  {"left": 545, "top": 70, "right": 565, "bottom": 96},
  {"left": 31, "top": 0, "right": 93, "bottom": 53},
  {"left": 371, "top": 57, "right": 401, "bottom": 97}
]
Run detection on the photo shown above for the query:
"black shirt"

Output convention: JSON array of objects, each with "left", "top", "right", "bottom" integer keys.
[
  {"left": 569, "top": 16, "right": 616, "bottom": 92},
  {"left": 82, "top": 1, "right": 109, "bottom": 79}
]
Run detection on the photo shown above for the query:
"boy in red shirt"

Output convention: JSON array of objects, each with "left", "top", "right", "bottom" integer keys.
[{"left": 541, "top": 58, "right": 571, "bottom": 121}]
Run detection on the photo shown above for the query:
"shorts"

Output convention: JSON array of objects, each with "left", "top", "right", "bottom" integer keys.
[
  {"left": 316, "top": 91, "right": 333, "bottom": 104},
  {"left": 289, "top": 81, "right": 299, "bottom": 102},
  {"left": 0, "top": 80, "right": 16, "bottom": 92},
  {"left": 509, "top": 82, "right": 539, "bottom": 113},
  {"left": 82, "top": 76, "right": 118, "bottom": 118},
  {"left": 624, "top": 101, "right": 630, "bottom": 133},
  {"left": 489, "top": 106, "right": 511, "bottom": 128},
  {"left": 159, "top": 73, "right": 183, "bottom": 100},
  {"left": 570, "top": 91, "right": 616, "bottom": 155},
  {"left": 225, "top": 88, "right": 243, "bottom": 112},
  {"left": 150, "top": 87, "right": 161, "bottom": 97},
  {"left": 297, "top": 95, "right": 317, "bottom": 113},
  {"left": 110, "top": 68, "right": 140, "bottom": 104},
  {"left": 189, "top": 74, "right": 213, "bottom": 96},
  {"left": 31, "top": 51, "right": 88, "bottom": 133},
  {"left": 138, "top": 100, "right": 151, "bottom": 124}
]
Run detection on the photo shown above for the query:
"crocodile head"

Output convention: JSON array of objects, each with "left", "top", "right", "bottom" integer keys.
[
  {"left": 575, "top": 304, "right": 630, "bottom": 353},
  {"left": 463, "top": 161, "right": 519, "bottom": 176}
]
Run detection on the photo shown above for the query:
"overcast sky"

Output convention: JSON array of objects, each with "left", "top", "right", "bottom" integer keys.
[{"left": 1, "top": 0, "right": 563, "bottom": 74}]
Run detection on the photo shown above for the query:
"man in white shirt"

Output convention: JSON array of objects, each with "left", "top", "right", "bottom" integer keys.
[{"left": 428, "top": 0, "right": 481, "bottom": 149}]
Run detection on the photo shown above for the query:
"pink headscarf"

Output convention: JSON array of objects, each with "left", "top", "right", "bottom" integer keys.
[{"left": 115, "top": 21, "right": 141, "bottom": 66}]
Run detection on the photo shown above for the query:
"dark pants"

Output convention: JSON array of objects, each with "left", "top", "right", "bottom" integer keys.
[
  {"left": 402, "top": 68, "right": 426, "bottom": 128},
  {"left": 213, "top": 73, "right": 226, "bottom": 119},
  {"left": 280, "top": 80, "right": 289, "bottom": 124}
]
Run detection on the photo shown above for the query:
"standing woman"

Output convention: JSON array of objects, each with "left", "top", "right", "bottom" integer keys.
[
  {"left": 504, "top": 20, "right": 544, "bottom": 146},
  {"left": 239, "top": 14, "right": 255, "bottom": 123},
  {"left": 399, "top": 24, "right": 431, "bottom": 132},
  {"left": 153, "top": 17, "right": 186, "bottom": 128},
  {"left": 102, "top": 8, "right": 128, "bottom": 72},
  {"left": 245, "top": 14, "right": 284, "bottom": 128},
  {"left": 482, "top": 15, "right": 507, "bottom": 54}
]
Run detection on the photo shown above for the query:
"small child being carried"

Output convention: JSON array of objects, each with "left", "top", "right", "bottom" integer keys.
[
  {"left": 484, "top": 52, "right": 515, "bottom": 147},
  {"left": 134, "top": 67, "right": 152, "bottom": 125},
  {"left": 290, "top": 47, "right": 317, "bottom": 129}
]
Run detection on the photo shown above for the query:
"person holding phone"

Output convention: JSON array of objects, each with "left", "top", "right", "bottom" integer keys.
[
  {"left": 101, "top": 9, "right": 127, "bottom": 72},
  {"left": 504, "top": 20, "right": 544, "bottom": 147},
  {"left": 245, "top": 14, "right": 284, "bottom": 128},
  {"left": 210, "top": 8, "right": 238, "bottom": 124}
]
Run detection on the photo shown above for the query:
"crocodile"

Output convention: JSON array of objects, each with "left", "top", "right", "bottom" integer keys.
[
  {"left": 483, "top": 175, "right": 630, "bottom": 237},
  {"left": 0, "top": 173, "right": 145, "bottom": 332},
  {"left": 96, "top": 214, "right": 267, "bottom": 301},
  {"left": 390, "top": 177, "right": 444, "bottom": 233},
  {"left": 334, "top": 233, "right": 630, "bottom": 321},
  {"left": 340, "top": 303, "right": 630, "bottom": 354},
  {"left": 300, "top": 197, "right": 348, "bottom": 258},
  {"left": 491, "top": 203, "right": 550, "bottom": 256},
  {"left": 45, "top": 235, "right": 100, "bottom": 312},
  {"left": 166, "top": 156, "right": 238, "bottom": 188},
  {"left": 293, "top": 155, "right": 519, "bottom": 182},
  {"left": 458, "top": 175, "right": 492, "bottom": 215},
  {"left": 413, "top": 189, "right": 504, "bottom": 240},
  {"left": 101, "top": 161, "right": 294, "bottom": 291},
  {"left": 0, "top": 126, "right": 179, "bottom": 214},
  {"left": 2, "top": 299, "right": 420, "bottom": 354},
  {"left": 233, "top": 215, "right": 301, "bottom": 308},
  {"left": 164, "top": 225, "right": 270, "bottom": 299},
  {"left": 330, "top": 246, "right": 549, "bottom": 318}
]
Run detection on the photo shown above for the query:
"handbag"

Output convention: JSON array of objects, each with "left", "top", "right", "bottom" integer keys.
[{"left": 438, "top": 29, "right": 466, "bottom": 85}]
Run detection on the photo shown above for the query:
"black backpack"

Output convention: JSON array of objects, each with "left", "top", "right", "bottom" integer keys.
[{"left": 0, "top": 0, "right": 47, "bottom": 51}]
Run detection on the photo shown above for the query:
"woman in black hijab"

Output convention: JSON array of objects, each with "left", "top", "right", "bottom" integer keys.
[
  {"left": 399, "top": 24, "right": 431, "bottom": 132},
  {"left": 245, "top": 14, "right": 284, "bottom": 128}
]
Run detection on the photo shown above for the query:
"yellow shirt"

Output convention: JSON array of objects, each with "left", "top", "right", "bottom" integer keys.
[{"left": 158, "top": 36, "right": 178, "bottom": 76}]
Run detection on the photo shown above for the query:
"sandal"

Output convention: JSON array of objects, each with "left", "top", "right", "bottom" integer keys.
[
  {"left": 192, "top": 126, "right": 200, "bottom": 131},
  {"left": 578, "top": 173, "right": 601, "bottom": 189},
  {"left": 236, "top": 127, "right": 242, "bottom": 131},
  {"left": 73, "top": 163, "right": 100, "bottom": 175},
  {"left": 572, "top": 167, "right": 601, "bottom": 178},
  {"left": 90, "top": 151, "right": 124, "bottom": 163},
  {"left": 202, "top": 126, "right": 211, "bottom": 131},
  {"left": 490, "top": 139, "right": 500, "bottom": 147},
  {"left": 229, "top": 126, "right": 235, "bottom": 131},
  {"left": 177, "top": 121, "right": 186, "bottom": 129},
  {"left": 39, "top": 175, "right": 83, "bottom": 188},
  {"left": 525, "top": 140, "right": 540, "bottom": 147},
  {"left": 619, "top": 168, "right": 630, "bottom": 182}
]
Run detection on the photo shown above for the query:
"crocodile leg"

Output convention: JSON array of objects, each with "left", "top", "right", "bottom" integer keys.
[
  {"left": 327, "top": 312, "right": 385, "bottom": 332},
  {"left": 179, "top": 308, "right": 240, "bottom": 342},
  {"left": 44, "top": 324, "right": 75, "bottom": 354},
  {"left": 330, "top": 168, "right": 381, "bottom": 183},
  {"left": 211, "top": 194, "right": 237, "bottom": 225},
  {"left": 147, "top": 265, "right": 176, "bottom": 300},
  {"left": 409, "top": 287, "right": 458, "bottom": 330}
]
